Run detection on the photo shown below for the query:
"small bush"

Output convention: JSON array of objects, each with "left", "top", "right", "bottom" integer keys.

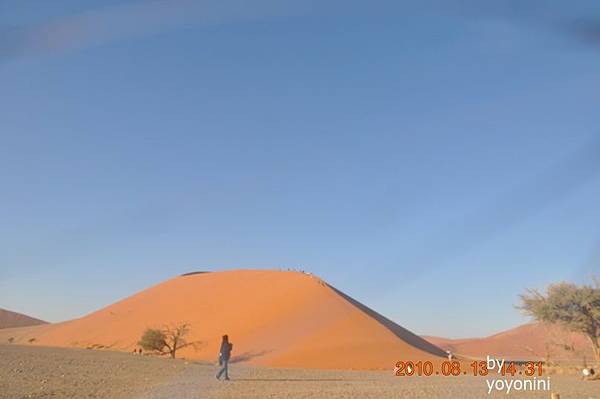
[
  {"left": 139, "top": 328, "right": 168, "bottom": 354},
  {"left": 138, "top": 323, "right": 200, "bottom": 359},
  {"left": 8, "top": 337, "right": 14, "bottom": 344}
]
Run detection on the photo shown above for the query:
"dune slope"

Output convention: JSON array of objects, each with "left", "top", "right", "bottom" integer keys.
[{"left": 0, "top": 270, "right": 445, "bottom": 369}]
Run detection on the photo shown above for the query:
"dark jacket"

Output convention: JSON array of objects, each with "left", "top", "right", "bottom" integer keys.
[{"left": 219, "top": 341, "right": 233, "bottom": 361}]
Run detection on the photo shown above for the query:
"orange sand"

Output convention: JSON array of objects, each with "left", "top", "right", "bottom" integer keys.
[{"left": 0, "top": 270, "right": 445, "bottom": 369}]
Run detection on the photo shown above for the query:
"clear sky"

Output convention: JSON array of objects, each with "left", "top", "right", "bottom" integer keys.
[{"left": 1, "top": 0, "right": 600, "bottom": 338}]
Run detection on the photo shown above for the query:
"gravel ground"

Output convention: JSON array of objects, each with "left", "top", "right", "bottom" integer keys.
[
  {"left": 0, "top": 344, "right": 189, "bottom": 399},
  {"left": 1, "top": 344, "right": 598, "bottom": 399},
  {"left": 201, "top": 366, "right": 600, "bottom": 399}
]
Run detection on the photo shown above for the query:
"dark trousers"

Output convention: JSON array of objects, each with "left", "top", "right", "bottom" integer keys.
[{"left": 216, "top": 359, "right": 229, "bottom": 380}]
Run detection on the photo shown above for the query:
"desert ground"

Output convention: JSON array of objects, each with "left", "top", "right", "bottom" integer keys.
[{"left": 2, "top": 345, "right": 598, "bottom": 399}]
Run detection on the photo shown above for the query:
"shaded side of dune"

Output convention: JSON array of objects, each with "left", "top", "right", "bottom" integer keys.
[
  {"left": 326, "top": 284, "right": 447, "bottom": 358},
  {"left": 180, "top": 271, "right": 211, "bottom": 276},
  {"left": 0, "top": 308, "right": 47, "bottom": 330}
]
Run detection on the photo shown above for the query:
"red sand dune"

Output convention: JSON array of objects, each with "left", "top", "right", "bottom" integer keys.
[
  {"left": 424, "top": 323, "right": 593, "bottom": 362},
  {"left": 0, "top": 270, "right": 446, "bottom": 369},
  {"left": 0, "top": 308, "right": 47, "bottom": 329}
]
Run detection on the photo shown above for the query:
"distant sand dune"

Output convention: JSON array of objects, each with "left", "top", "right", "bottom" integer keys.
[
  {"left": 0, "top": 308, "right": 47, "bottom": 330},
  {"left": 0, "top": 270, "right": 445, "bottom": 369},
  {"left": 423, "top": 323, "right": 593, "bottom": 362}
]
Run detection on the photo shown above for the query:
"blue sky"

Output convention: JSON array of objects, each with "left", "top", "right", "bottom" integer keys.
[{"left": 1, "top": 0, "right": 599, "bottom": 338}]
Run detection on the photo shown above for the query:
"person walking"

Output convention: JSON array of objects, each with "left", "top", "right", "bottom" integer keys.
[{"left": 216, "top": 334, "right": 233, "bottom": 381}]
